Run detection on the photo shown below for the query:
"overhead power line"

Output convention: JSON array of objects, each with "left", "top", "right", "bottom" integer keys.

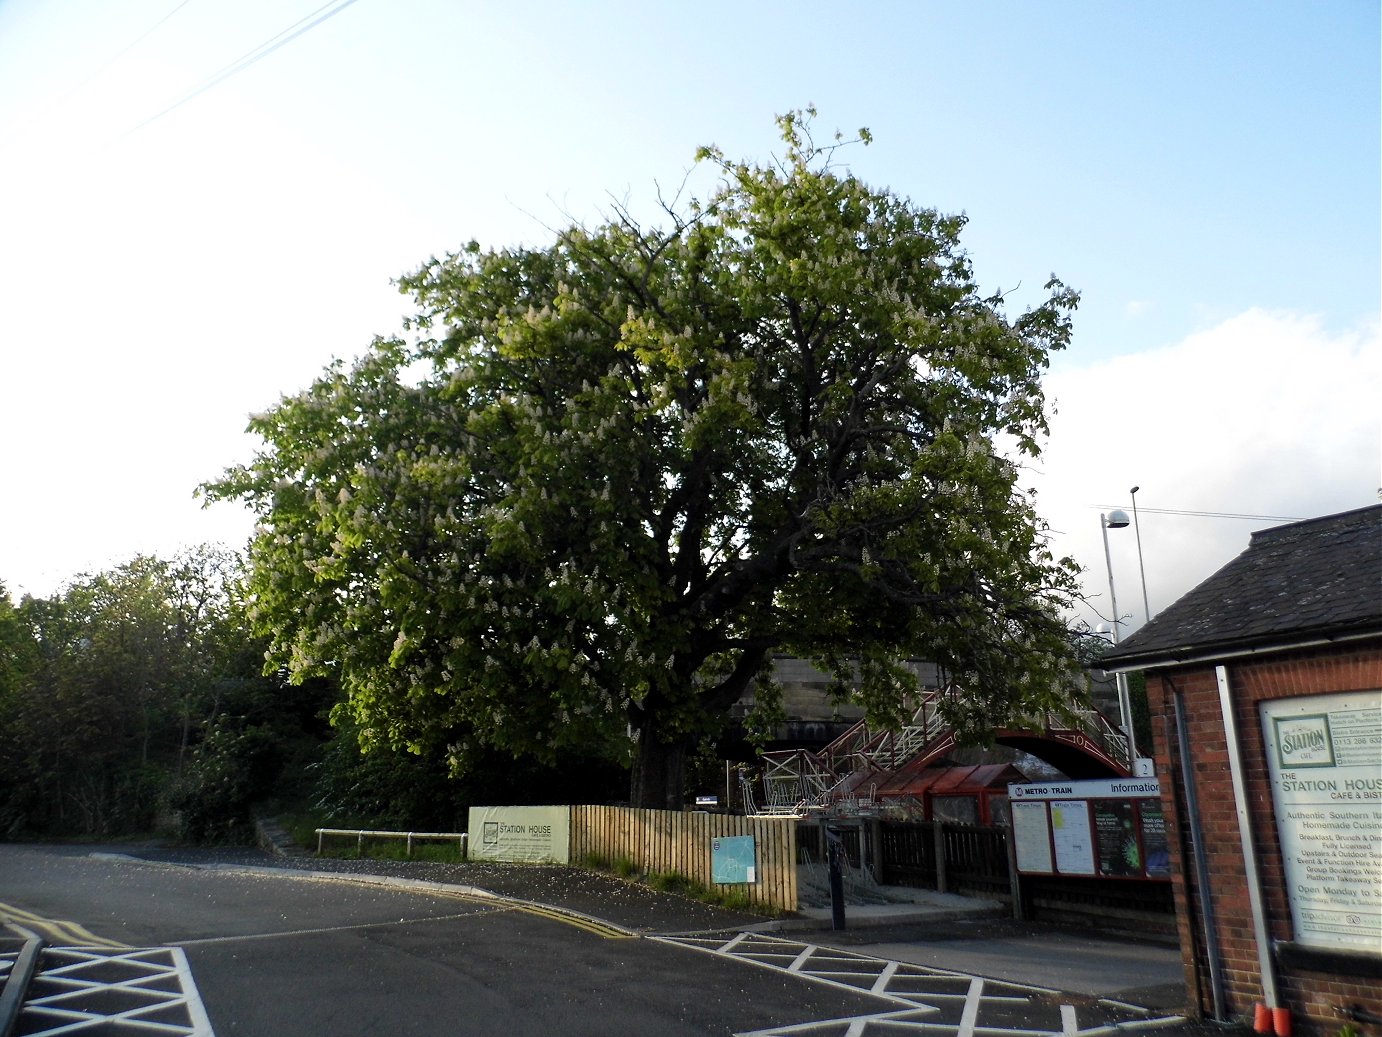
[
  {"left": 6, "top": 0, "right": 197, "bottom": 139},
  {"left": 1092, "top": 505, "right": 1305, "bottom": 522},
  {"left": 91, "top": 0, "right": 200, "bottom": 81},
  {"left": 121, "top": 0, "right": 363, "bottom": 138}
]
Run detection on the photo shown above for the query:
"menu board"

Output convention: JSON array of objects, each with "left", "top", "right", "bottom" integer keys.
[
  {"left": 1011, "top": 800, "right": 1053, "bottom": 873},
  {"left": 1261, "top": 690, "right": 1382, "bottom": 953},
  {"left": 1050, "top": 800, "right": 1096, "bottom": 875}
]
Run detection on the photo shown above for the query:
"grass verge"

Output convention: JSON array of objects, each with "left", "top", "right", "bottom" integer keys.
[{"left": 576, "top": 855, "right": 768, "bottom": 915}]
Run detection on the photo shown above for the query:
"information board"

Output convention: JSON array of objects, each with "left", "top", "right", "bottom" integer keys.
[
  {"left": 711, "top": 835, "right": 756, "bottom": 884},
  {"left": 1261, "top": 690, "right": 1381, "bottom": 954},
  {"left": 467, "top": 805, "right": 570, "bottom": 864},
  {"left": 1011, "top": 800, "right": 1053, "bottom": 873},
  {"left": 1008, "top": 778, "right": 1165, "bottom": 880}
]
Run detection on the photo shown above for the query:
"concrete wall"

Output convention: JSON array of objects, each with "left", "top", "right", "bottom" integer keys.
[{"left": 1146, "top": 642, "right": 1381, "bottom": 1035}]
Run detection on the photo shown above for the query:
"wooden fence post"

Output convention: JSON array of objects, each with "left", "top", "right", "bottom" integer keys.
[
  {"left": 932, "top": 820, "right": 948, "bottom": 894},
  {"left": 1005, "top": 826, "right": 1026, "bottom": 920}
]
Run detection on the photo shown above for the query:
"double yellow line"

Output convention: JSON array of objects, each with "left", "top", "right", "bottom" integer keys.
[
  {"left": 0, "top": 901, "right": 131, "bottom": 950},
  {"left": 427, "top": 887, "right": 631, "bottom": 940},
  {"left": 508, "top": 902, "right": 633, "bottom": 940},
  {"left": 0, "top": 887, "right": 630, "bottom": 950}
]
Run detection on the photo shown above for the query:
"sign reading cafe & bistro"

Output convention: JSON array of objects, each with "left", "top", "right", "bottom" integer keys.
[{"left": 1261, "top": 690, "right": 1381, "bottom": 955}]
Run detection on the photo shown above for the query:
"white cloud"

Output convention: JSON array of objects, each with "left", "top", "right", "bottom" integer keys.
[{"left": 1033, "top": 309, "right": 1381, "bottom": 635}]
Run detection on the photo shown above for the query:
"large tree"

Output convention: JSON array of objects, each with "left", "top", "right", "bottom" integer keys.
[{"left": 206, "top": 111, "right": 1082, "bottom": 808}]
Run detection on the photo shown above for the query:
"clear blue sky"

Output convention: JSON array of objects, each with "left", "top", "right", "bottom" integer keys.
[{"left": 1, "top": 0, "right": 1378, "bottom": 631}]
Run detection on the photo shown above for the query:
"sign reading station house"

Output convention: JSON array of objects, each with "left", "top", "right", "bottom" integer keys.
[
  {"left": 1008, "top": 778, "right": 1169, "bottom": 880},
  {"left": 468, "top": 805, "right": 571, "bottom": 864},
  {"left": 1260, "top": 690, "right": 1382, "bottom": 954}
]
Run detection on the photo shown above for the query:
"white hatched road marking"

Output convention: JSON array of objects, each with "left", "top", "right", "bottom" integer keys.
[
  {"left": 23, "top": 946, "right": 214, "bottom": 1036},
  {"left": 870, "top": 961, "right": 898, "bottom": 994},
  {"left": 956, "top": 977, "right": 982, "bottom": 1037},
  {"left": 9, "top": 946, "right": 214, "bottom": 1036},
  {"left": 1063, "top": 1003, "right": 1080, "bottom": 1034},
  {"left": 653, "top": 932, "right": 1188, "bottom": 1037}
]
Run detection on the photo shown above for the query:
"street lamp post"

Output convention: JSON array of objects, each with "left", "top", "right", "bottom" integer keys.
[
  {"left": 1129, "top": 486, "right": 1151, "bottom": 625},
  {"left": 1100, "top": 510, "right": 1139, "bottom": 767}
]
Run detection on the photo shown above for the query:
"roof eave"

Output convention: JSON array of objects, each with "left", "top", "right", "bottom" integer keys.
[{"left": 1102, "top": 625, "right": 1382, "bottom": 674}]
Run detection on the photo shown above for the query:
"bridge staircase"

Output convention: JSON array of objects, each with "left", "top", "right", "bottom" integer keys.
[{"left": 745, "top": 685, "right": 1132, "bottom": 819}]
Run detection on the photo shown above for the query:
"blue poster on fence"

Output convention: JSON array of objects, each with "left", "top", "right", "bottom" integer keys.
[{"left": 711, "top": 835, "right": 756, "bottom": 884}]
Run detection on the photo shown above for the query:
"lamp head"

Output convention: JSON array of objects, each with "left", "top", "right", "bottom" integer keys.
[{"left": 1103, "top": 509, "right": 1131, "bottom": 529}]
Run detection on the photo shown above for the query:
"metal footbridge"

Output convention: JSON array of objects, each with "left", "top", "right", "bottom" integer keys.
[{"left": 745, "top": 684, "right": 1133, "bottom": 819}]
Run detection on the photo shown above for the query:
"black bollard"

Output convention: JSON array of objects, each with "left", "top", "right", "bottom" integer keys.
[{"left": 825, "top": 825, "right": 846, "bottom": 931}]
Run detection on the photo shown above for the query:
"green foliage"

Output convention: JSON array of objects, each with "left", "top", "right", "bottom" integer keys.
[
  {"left": 204, "top": 109, "right": 1083, "bottom": 809},
  {"left": 647, "top": 870, "right": 695, "bottom": 895},
  {"left": 171, "top": 724, "right": 282, "bottom": 842},
  {"left": 0, "top": 549, "right": 333, "bottom": 839},
  {"left": 310, "top": 715, "right": 624, "bottom": 832},
  {"left": 311, "top": 717, "right": 472, "bottom": 831},
  {"left": 1127, "top": 669, "right": 1153, "bottom": 756},
  {"left": 590, "top": 860, "right": 766, "bottom": 915}
]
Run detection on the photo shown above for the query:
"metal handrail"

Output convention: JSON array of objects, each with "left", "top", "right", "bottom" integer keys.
[
  {"left": 754, "top": 683, "right": 1138, "bottom": 820},
  {"left": 0, "top": 937, "right": 44, "bottom": 1037},
  {"left": 316, "top": 828, "right": 468, "bottom": 857}
]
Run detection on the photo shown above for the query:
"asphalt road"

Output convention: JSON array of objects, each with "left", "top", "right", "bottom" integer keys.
[
  {"left": 0, "top": 844, "right": 1220, "bottom": 1037},
  {"left": 0, "top": 844, "right": 877, "bottom": 1035}
]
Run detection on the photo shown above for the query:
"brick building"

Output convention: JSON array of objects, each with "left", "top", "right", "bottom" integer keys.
[{"left": 1104, "top": 505, "right": 1380, "bottom": 1036}]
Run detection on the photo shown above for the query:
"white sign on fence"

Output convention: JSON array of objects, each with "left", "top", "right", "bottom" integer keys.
[
  {"left": 1260, "top": 690, "right": 1381, "bottom": 954},
  {"left": 467, "top": 805, "right": 571, "bottom": 864}
]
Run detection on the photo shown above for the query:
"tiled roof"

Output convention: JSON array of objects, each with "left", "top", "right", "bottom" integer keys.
[{"left": 1103, "top": 504, "right": 1382, "bottom": 670}]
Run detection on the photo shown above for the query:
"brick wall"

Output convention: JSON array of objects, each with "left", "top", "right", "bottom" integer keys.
[{"left": 1146, "top": 642, "right": 1382, "bottom": 1036}]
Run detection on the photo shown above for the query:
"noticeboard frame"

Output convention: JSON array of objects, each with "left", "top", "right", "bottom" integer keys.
[{"left": 1007, "top": 778, "right": 1169, "bottom": 882}]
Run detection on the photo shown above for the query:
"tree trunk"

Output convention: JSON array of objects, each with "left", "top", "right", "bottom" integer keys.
[
  {"left": 629, "top": 722, "right": 689, "bottom": 810},
  {"left": 626, "top": 648, "right": 768, "bottom": 809}
]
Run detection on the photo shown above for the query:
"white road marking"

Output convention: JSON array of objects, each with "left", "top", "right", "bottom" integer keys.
[
  {"left": 871, "top": 960, "right": 898, "bottom": 994},
  {"left": 957, "top": 977, "right": 983, "bottom": 1037},
  {"left": 20, "top": 946, "right": 214, "bottom": 1036},
  {"left": 654, "top": 932, "right": 1190, "bottom": 1037},
  {"left": 1062, "top": 1002, "right": 1080, "bottom": 1034}
]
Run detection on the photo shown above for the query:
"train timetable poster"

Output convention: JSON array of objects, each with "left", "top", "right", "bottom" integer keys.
[
  {"left": 1050, "top": 800, "right": 1096, "bottom": 874},
  {"left": 1011, "top": 800, "right": 1053, "bottom": 873}
]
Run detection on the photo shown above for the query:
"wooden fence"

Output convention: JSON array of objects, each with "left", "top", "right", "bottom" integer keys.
[
  {"left": 569, "top": 806, "right": 798, "bottom": 914},
  {"left": 877, "top": 820, "right": 1012, "bottom": 898}
]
